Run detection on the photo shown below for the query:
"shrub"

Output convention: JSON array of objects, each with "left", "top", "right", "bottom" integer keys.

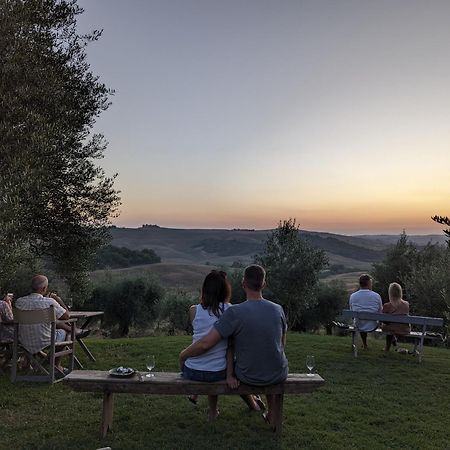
[
  {"left": 157, "top": 290, "right": 198, "bottom": 334},
  {"left": 94, "top": 245, "right": 161, "bottom": 269},
  {"left": 85, "top": 275, "right": 164, "bottom": 336},
  {"left": 371, "top": 233, "right": 450, "bottom": 339},
  {"left": 299, "top": 280, "right": 348, "bottom": 333}
]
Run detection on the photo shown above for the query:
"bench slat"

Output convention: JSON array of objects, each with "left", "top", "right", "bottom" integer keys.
[
  {"left": 64, "top": 370, "right": 324, "bottom": 395},
  {"left": 342, "top": 310, "right": 443, "bottom": 326}
]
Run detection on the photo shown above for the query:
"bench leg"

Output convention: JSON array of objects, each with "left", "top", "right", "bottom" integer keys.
[
  {"left": 101, "top": 392, "right": 114, "bottom": 438},
  {"left": 351, "top": 331, "right": 358, "bottom": 358},
  {"left": 272, "top": 394, "right": 284, "bottom": 434}
]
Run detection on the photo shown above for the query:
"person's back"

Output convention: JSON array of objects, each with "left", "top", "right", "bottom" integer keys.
[
  {"left": 15, "top": 276, "right": 67, "bottom": 354},
  {"left": 349, "top": 289, "right": 383, "bottom": 324},
  {"left": 215, "top": 298, "right": 288, "bottom": 385},
  {"left": 349, "top": 274, "right": 382, "bottom": 349},
  {"left": 382, "top": 283, "right": 411, "bottom": 340},
  {"left": 185, "top": 302, "right": 230, "bottom": 372}
]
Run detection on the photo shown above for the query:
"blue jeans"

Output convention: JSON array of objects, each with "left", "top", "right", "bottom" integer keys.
[{"left": 182, "top": 364, "right": 226, "bottom": 382}]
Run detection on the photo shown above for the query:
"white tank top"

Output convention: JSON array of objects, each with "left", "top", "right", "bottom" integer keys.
[{"left": 185, "top": 303, "right": 230, "bottom": 372}]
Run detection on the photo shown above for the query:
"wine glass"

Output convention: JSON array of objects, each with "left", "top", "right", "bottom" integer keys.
[
  {"left": 146, "top": 355, "right": 155, "bottom": 377},
  {"left": 306, "top": 355, "right": 315, "bottom": 377}
]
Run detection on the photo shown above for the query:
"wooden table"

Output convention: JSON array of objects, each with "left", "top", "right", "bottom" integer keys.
[
  {"left": 64, "top": 370, "right": 325, "bottom": 437},
  {"left": 70, "top": 311, "right": 104, "bottom": 367}
]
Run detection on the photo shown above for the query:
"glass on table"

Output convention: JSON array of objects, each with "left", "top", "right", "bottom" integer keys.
[
  {"left": 145, "top": 355, "right": 155, "bottom": 377},
  {"left": 306, "top": 355, "right": 315, "bottom": 377}
]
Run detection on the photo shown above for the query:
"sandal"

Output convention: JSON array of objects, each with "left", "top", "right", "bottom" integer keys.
[
  {"left": 187, "top": 395, "right": 198, "bottom": 405},
  {"left": 253, "top": 395, "right": 266, "bottom": 411}
]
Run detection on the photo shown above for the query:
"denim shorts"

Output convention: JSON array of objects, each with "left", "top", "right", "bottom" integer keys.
[
  {"left": 182, "top": 365, "right": 226, "bottom": 382},
  {"left": 55, "top": 329, "right": 66, "bottom": 342}
]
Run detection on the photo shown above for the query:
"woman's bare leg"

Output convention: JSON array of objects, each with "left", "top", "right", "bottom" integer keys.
[{"left": 207, "top": 395, "right": 219, "bottom": 420}]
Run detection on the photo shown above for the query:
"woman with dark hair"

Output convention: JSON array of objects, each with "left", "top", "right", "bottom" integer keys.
[{"left": 183, "top": 270, "right": 263, "bottom": 419}]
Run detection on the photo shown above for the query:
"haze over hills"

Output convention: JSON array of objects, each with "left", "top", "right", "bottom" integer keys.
[{"left": 109, "top": 225, "right": 446, "bottom": 269}]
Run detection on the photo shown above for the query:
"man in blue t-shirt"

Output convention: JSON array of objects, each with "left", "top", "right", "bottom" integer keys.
[{"left": 179, "top": 264, "right": 288, "bottom": 428}]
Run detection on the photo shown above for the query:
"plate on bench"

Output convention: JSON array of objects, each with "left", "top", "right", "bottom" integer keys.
[{"left": 109, "top": 367, "right": 136, "bottom": 378}]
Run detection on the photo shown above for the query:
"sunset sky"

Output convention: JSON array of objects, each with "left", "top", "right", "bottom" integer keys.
[{"left": 77, "top": 0, "right": 450, "bottom": 234}]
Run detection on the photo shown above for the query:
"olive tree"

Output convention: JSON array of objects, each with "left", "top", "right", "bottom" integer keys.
[
  {"left": 0, "top": 0, "right": 120, "bottom": 294},
  {"left": 255, "top": 219, "right": 328, "bottom": 330},
  {"left": 432, "top": 215, "right": 450, "bottom": 246}
]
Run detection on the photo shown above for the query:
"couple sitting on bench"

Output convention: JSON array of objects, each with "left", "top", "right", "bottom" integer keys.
[
  {"left": 179, "top": 264, "right": 288, "bottom": 428},
  {"left": 349, "top": 274, "right": 410, "bottom": 352}
]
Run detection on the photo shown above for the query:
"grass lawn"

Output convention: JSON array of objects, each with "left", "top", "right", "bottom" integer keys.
[{"left": 1, "top": 333, "right": 450, "bottom": 450}]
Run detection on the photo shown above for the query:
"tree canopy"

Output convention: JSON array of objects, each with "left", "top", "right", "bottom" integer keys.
[
  {"left": 255, "top": 218, "right": 328, "bottom": 330},
  {"left": 0, "top": 0, "right": 120, "bottom": 294},
  {"left": 432, "top": 215, "right": 450, "bottom": 246},
  {"left": 95, "top": 245, "right": 161, "bottom": 270}
]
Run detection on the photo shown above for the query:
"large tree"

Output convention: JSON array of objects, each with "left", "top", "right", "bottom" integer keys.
[
  {"left": 432, "top": 215, "right": 450, "bottom": 246},
  {"left": 0, "top": 0, "right": 120, "bottom": 294},
  {"left": 371, "top": 231, "right": 417, "bottom": 300},
  {"left": 255, "top": 219, "right": 328, "bottom": 330}
]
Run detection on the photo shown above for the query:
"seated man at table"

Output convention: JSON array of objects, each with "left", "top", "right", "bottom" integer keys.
[
  {"left": 349, "top": 274, "right": 383, "bottom": 349},
  {"left": 14, "top": 275, "right": 88, "bottom": 371}
]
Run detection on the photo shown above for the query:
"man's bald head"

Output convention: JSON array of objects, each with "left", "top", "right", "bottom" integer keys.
[{"left": 31, "top": 275, "right": 48, "bottom": 293}]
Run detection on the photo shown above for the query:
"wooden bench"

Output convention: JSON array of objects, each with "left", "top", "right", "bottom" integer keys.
[
  {"left": 64, "top": 370, "right": 325, "bottom": 437},
  {"left": 341, "top": 309, "right": 444, "bottom": 362}
]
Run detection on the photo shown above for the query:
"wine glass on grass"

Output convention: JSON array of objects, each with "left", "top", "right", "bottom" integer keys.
[
  {"left": 146, "top": 355, "right": 155, "bottom": 377},
  {"left": 306, "top": 355, "right": 315, "bottom": 377}
]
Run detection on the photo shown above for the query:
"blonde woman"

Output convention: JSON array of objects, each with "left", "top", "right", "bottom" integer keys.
[{"left": 382, "top": 282, "right": 411, "bottom": 351}]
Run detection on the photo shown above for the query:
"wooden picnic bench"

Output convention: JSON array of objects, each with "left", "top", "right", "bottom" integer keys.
[
  {"left": 64, "top": 370, "right": 325, "bottom": 437},
  {"left": 341, "top": 309, "right": 444, "bottom": 362}
]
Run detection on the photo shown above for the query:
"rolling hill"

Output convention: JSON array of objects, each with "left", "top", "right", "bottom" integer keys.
[
  {"left": 95, "top": 226, "right": 445, "bottom": 292},
  {"left": 108, "top": 225, "right": 445, "bottom": 268}
]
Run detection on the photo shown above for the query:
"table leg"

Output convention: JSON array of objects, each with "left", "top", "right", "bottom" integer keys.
[
  {"left": 101, "top": 392, "right": 114, "bottom": 438},
  {"left": 74, "top": 355, "right": 84, "bottom": 369},
  {"left": 77, "top": 338, "right": 96, "bottom": 362}
]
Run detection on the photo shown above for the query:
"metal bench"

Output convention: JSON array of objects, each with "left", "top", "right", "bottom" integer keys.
[
  {"left": 342, "top": 309, "right": 444, "bottom": 362},
  {"left": 64, "top": 370, "right": 325, "bottom": 437}
]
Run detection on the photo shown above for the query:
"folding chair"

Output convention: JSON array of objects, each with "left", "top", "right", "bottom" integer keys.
[{"left": 10, "top": 306, "right": 76, "bottom": 383}]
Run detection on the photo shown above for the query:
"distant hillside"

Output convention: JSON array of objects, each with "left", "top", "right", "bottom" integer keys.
[
  {"left": 109, "top": 225, "right": 437, "bottom": 269},
  {"left": 357, "top": 234, "right": 447, "bottom": 247}
]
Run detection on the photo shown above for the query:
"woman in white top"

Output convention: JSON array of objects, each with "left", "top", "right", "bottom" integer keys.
[{"left": 183, "top": 270, "right": 263, "bottom": 419}]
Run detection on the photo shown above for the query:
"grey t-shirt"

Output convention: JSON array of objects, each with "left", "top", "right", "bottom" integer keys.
[{"left": 214, "top": 299, "right": 288, "bottom": 385}]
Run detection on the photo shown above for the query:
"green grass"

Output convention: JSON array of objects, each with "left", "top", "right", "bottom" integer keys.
[{"left": 1, "top": 333, "right": 450, "bottom": 450}]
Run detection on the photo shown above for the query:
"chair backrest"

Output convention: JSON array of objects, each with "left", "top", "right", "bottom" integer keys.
[{"left": 12, "top": 306, "right": 56, "bottom": 325}]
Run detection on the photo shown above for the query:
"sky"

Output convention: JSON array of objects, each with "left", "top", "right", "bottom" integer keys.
[{"left": 77, "top": 0, "right": 450, "bottom": 235}]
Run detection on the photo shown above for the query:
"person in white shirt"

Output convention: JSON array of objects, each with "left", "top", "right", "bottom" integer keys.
[
  {"left": 15, "top": 275, "right": 71, "bottom": 372},
  {"left": 349, "top": 274, "right": 382, "bottom": 349}
]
